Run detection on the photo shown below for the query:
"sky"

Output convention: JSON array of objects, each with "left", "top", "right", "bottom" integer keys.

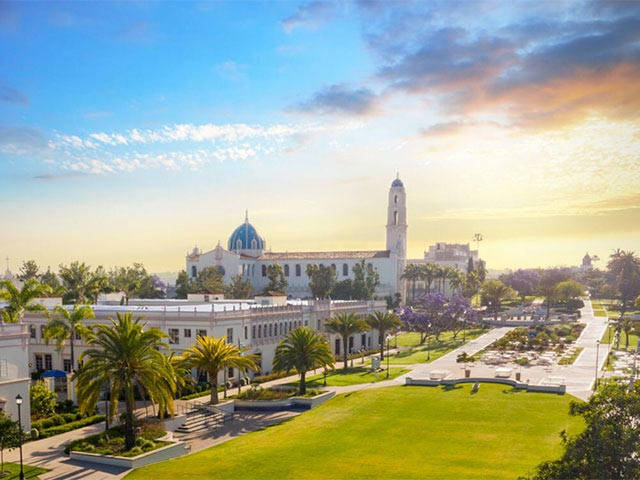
[{"left": 1, "top": 0, "right": 639, "bottom": 274}]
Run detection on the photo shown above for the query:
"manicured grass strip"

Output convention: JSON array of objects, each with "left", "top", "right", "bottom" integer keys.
[
  {"left": 389, "top": 329, "right": 486, "bottom": 365},
  {"left": 127, "top": 385, "right": 582, "bottom": 480},
  {"left": 0, "top": 463, "right": 48, "bottom": 479},
  {"left": 593, "top": 310, "right": 607, "bottom": 317},
  {"left": 558, "top": 347, "right": 584, "bottom": 365},
  {"left": 600, "top": 326, "right": 638, "bottom": 350},
  {"left": 289, "top": 366, "right": 409, "bottom": 387}
]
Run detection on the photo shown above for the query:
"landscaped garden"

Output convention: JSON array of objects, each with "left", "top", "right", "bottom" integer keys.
[
  {"left": 288, "top": 365, "right": 409, "bottom": 387},
  {"left": 385, "top": 329, "right": 485, "bottom": 365},
  {"left": 126, "top": 384, "right": 583, "bottom": 480}
]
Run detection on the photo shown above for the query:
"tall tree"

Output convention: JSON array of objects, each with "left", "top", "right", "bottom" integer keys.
[
  {"left": 527, "top": 382, "right": 640, "bottom": 480},
  {"left": 58, "top": 261, "right": 106, "bottom": 304},
  {"left": 273, "top": 327, "right": 334, "bottom": 395},
  {"left": 447, "top": 269, "right": 464, "bottom": 295},
  {"left": 352, "top": 260, "right": 380, "bottom": 300},
  {"left": 419, "top": 263, "right": 439, "bottom": 294},
  {"left": 43, "top": 304, "right": 94, "bottom": 371},
  {"left": 17, "top": 259, "right": 40, "bottom": 281},
  {"left": 537, "top": 270, "right": 570, "bottom": 319},
  {"left": 325, "top": 312, "right": 369, "bottom": 370},
  {"left": 500, "top": 269, "right": 541, "bottom": 301},
  {"left": 174, "top": 270, "right": 192, "bottom": 299},
  {"left": 179, "top": 336, "right": 258, "bottom": 405},
  {"left": 265, "top": 263, "right": 287, "bottom": 294},
  {"left": 0, "top": 278, "right": 51, "bottom": 323},
  {"left": 401, "top": 264, "right": 422, "bottom": 302},
  {"left": 225, "top": 274, "right": 252, "bottom": 299},
  {"left": 194, "top": 266, "right": 225, "bottom": 294},
  {"left": 331, "top": 279, "right": 354, "bottom": 300},
  {"left": 306, "top": 264, "right": 337, "bottom": 299},
  {"left": 607, "top": 250, "right": 640, "bottom": 316},
  {"left": 366, "top": 311, "right": 402, "bottom": 360},
  {"left": 554, "top": 280, "right": 586, "bottom": 303},
  {"left": 480, "top": 279, "right": 518, "bottom": 321},
  {"left": 74, "top": 313, "right": 177, "bottom": 450},
  {"left": 40, "top": 267, "right": 65, "bottom": 296}
]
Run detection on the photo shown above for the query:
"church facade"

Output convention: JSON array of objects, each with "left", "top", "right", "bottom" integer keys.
[{"left": 186, "top": 176, "right": 408, "bottom": 298}]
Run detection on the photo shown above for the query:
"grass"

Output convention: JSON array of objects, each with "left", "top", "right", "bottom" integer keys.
[
  {"left": 126, "top": 384, "right": 583, "bottom": 480},
  {"left": 0, "top": 463, "right": 47, "bottom": 479},
  {"left": 600, "top": 326, "right": 639, "bottom": 350},
  {"left": 387, "top": 329, "right": 485, "bottom": 365},
  {"left": 290, "top": 366, "right": 409, "bottom": 388},
  {"left": 558, "top": 347, "right": 584, "bottom": 365},
  {"left": 593, "top": 310, "right": 607, "bottom": 317}
]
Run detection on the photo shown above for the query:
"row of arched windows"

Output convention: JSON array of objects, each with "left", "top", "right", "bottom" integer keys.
[{"left": 251, "top": 319, "right": 307, "bottom": 339}]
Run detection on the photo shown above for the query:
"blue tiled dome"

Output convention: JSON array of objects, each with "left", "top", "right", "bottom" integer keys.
[
  {"left": 391, "top": 177, "right": 404, "bottom": 187},
  {"left": 228, "top": 215, "right": 265, "bottom": 251}
]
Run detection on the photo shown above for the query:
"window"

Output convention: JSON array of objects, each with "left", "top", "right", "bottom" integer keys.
[
  {"left": 184, "top": 329, "right": 191, "bottom": 338},
  {"left": 252, "top": 325, "right": 256, "bottom": 339},
  {"left": 63, "top": 358, "right": 72, "bottom": 373},
  {"left": 0, "top": 359, "right": 8, "bottom": 378},
  {"left": 330, "top": 264, "right": 336, "bottom": 272},
  {"left": 343, "top": 263, "right": 348, "bottom": 276},
  {"left": 258, "top": 325, "right": 262, "bottom": 338},
  {"left": 335, "top": 339, "right": 340, "bottom": 355},
  {"left": 197, "top": 329, "right": 207, "bottom": 338},
  {"left": 295, "top": 264, "right": 301, "bottom": 276},
  {"left": 30, "top": 325, "right": 36, "bottom": 339},
  {"left": 361, "top": 334, "right": 366, "bottom": 348},
  {"left": 45, "top": 354, "right": 52, "bottom": 370},
  {"left": 304, "top": 320, "right": 308, "bottom": 327},
  {"left": 317, "top": 319, "right": 321, "bottom": 330},
  {"left": 228, "top": 367, "right": 234, "bottom": 378},
  {"left": 268, "top": 324, "right": 272, "bottom": 337},
  {"left": 289, "top": 321, "right": 292, "bottom": 331},
  {"left": 394, "top": 194, "right": 398, "bottom": 204},
  {"left": 284, "top": 264, "right": 289, "bottom": 277},
  {"left": 261, "top": 265, "right": 267, "bottom": 277},
  {"left": 191, "top": 265, "right": 197, "bottom": 278},
  {"left": 227, "top": 328, "right": 233, "bottom": 344},
  {"left": 348, "top": 336, "right": 354, "bottom": 353},
  {"left": 40, "top": 325, "right": 46, "bottom": 338},
  {"left": 236, "top": 239, "right": 242, "bottom": 250},
  {"left": 244, "top": 326, "right": 248, "bottom": 340},
  {"left": 35, "top": 354, "right": 43, "bottom": 371},
  {"left": 394, "top": 210, "right": 398, "bottom": 225},
  {"left": 251, "top": 239, "right": 257, "bottom": 249},
  {"left": 169, "top": 328, "right": 179, "bottom": 344},
  {"left": 279, "top": 323, "right": 283, "bottom": 335}
]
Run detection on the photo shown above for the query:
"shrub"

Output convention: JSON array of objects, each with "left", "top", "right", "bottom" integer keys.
[
  {"left": 30, "top": 428, "right": 39, "bottom": 440},
  {"left": 30, "top": 380, "right": 57, "bottom": 419},
  {"left": 515, "top": 357, "right": 529, "bottom": 366},
  {"left": 39, "top": 414, "right": 105, "bottom": 439}
]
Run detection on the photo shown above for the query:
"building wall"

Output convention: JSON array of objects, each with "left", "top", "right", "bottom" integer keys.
[{"left": 0, "top": 322, "right": 31, "bottom": 431}]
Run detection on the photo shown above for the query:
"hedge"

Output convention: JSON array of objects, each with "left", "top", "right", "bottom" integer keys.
[{"left": 38, "top": 414, "right": 105, "bottom": 439}]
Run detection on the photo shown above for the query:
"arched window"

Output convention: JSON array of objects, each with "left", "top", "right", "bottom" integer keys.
[
  {"left": 343, "top": 263, "right": 348, "bottom": 276},
  {"left": 251, "top": 239, "right": 257, "bottom": 249},
  {"left": 191, "top": 265, "right": 197, "bottom": 278},
  {"left": 330, "top": 263, "right": 336, "bottom": 272},
  {"left": 295, "top": 264, "right": 301, "bottom": 276},
  {"left": 261, "top": 265, "right": 267, "bottom": 277},
  {"left": 394, "top": 211, "right": 398, "bottom": 225},
  {"left": 284, "top": 264, "right": 289, "bottom": 277},
  {"left": 236, "top": 239, "right": 242, "bottom": 250},
  {"left": 251, "top": 265, "right": 255, "bottom": 276},
  {"left": 394, "top": 194, "right": 398, "bottom": 204}
]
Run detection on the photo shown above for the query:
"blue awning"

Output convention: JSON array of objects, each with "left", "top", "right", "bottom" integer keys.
[{"left": 41, "top": 369, "right": 67, "bottom": 378}]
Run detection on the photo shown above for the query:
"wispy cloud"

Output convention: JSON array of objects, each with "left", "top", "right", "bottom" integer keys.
[
  {"left": 281, "top": 1, "right": 334, "bottom": 33},
  {"left": 293, "top": 84, "right": 379, "bottom": 116},
  {"left": 0, "top": 84, "right": 28, "bottom": 104},
  {"left": 0, "top": 126, "right": 48, "bottom": 154}
]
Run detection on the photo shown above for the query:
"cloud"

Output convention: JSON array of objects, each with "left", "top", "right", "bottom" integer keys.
[
  {"left": 0, "top": 126, "right": 48, "bottom": 154},
  {"left": 33, "top": 172, "right": 90, "bottom": 181},
  {"left": 0, "top": 84, "right": 29, "bottom": 104},
  {"left": 281, "top": 1, "right": 334, "bottom": 33},
  {"left": 293, "top": 84, "right": 379, "bottom": 116}
]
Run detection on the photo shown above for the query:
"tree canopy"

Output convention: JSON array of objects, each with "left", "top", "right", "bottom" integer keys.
[{"left": 306, "top": 264, "right": 337, "bottom": 299}]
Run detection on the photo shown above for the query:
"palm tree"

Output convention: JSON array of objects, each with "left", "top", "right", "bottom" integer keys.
[
  {"left": 74, "top": 313, "right": 177, "bottom": 450},
  {"left": 447, "top": 269, "right": 464, "bottom": 295},
  {"left": 420, "top": 263, "right": 439, "bottom": 294},
  {"left": 43, "top": 305, "right": 94, "bottom": 371},
  {"left": 621, "top": 318, "right": 633, "bottom": 350},
  {"left": 58, "top": 262, "right": 105, "bottom": 304},
  {"left": 179, "top": 336, "right": 258, "bottom": 405},
  {"left": 366, "top": 311, "right": 402, "bottom": 360},
  {"left": 0, "top": 279, "right": 52, "bottom": 323},
  {"left": 607, "top": 250, "right": 640, "bottom": 315},
  {"left": 401, "top": 264, "right": 422, "bottom": 302},
  {"left": 480, "top": 279, "right": 518, "bottom": 321},
  {"left": 273, "top": 327, "right": 334, "bottom": 395},
  {"left": 325, "top": 312, "right": 369, "bottom": 370}
]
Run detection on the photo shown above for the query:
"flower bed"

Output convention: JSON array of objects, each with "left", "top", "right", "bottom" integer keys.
[
  {"left": 238, "top": 386, "right": 320, "bottom": 400},
  {"left": 31, "top": 413, "right": 105, "bottom": 439},
  {"left": 64, "top": 421, "right": 167, "bottom": 457}
]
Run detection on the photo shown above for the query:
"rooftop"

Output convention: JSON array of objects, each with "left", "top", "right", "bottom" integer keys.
[{"left": 259, "top": 250, "right": 390, "bottom": 260}]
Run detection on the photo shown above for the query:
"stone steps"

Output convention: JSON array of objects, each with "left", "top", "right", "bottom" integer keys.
[{"left": 175, "top": 409, "right": 227, "bottom": 434}]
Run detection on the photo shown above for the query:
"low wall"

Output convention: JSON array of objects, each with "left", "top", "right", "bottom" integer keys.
[
  {"left": 69, "top": 440, "right": 189, "bottom": 469},
  {"left": 405, "top": 377, "right": 565, "bottom": 394},
  {"left": 482, "top": 319, "right": 574, "bottom": 327},
  {"left": 235, "top": 391, "right": 335, "bottom": 411}
]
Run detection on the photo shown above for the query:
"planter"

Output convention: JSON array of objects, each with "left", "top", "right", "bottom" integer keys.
[
  {"left": 235, "top": 391, "right": 335, "bottom": 411},
  {"left": 69, "top": 440, "right": 189, "bottom": 469}
]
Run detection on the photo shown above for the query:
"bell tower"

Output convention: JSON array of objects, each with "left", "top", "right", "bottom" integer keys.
[{"left": 386, "top": 174, "right": 407, "bottom": 259}]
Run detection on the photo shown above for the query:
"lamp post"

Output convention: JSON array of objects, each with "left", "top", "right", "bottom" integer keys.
[
  {"left": 15, "top": 394, "right": 24, "bottom": 480},
  {"left": 386, "top": 336, "right": 391, "bottom": 379},
  {"left": 427, "top": 334, "right": 431, "bottom": 361},
  {"left": 594, "top": 340, "right": 600, "bottom": 391}
]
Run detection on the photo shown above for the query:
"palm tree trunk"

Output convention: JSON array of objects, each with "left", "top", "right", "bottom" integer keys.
[
  {"left": 70, "top": 333, "right": 75, "bottom": 372},
  {"left": 379, "top": 331, "right": 385, "bottom": 360},
  {"left": 124, "top": 382, "right": 136, "bottom": 450},
  {"left": 343, "top": 337, "right": 349, "bottom": 370},
  {"left": 299, "top": 371, "right": 306, "bottom": 395},
  {"left": 209, "top": 371, "right": 219, "bottom": 405}
]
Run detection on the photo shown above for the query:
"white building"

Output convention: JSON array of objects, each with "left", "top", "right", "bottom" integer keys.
[
  {"left": 24, "top": 299, "right": 386, "bottom": 388},
  {"left": 186, "top": 176, "right": 408, "bottom": 299},
  {"left": 0, "top": 321, "right": 31, "bottom": 430},
  {"left": 422, "top": 243, "right": 479, "bottom": 272}
]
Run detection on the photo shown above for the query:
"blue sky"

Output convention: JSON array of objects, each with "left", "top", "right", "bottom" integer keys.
[{"left": 1, "top": 1, "right": 639, "bottom": 272}]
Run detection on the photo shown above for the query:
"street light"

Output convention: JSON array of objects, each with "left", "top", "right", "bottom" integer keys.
[
  {"left": 386, "top": 336, "right": 391, "bottom": 379},
  {"left": 15, "top": 394, "right": 25, "bottom": 480}
]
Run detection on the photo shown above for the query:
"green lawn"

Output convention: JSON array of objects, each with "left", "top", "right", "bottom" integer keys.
[
  {"left": 558, "top": 347, "right": 584, "bottom": 365},
  {"left": 600, "top": 326, "right": 638, "bottom": 350},
  {"left": 0, "top": 463, "right": 47, "bottom": 479},
  {"left": 593, "top": 310, "right": 607, "bottom": 317},
  {"left": 289, "top": 366, "right": 409, "bottom": 387},
  {"left": 127, "top": 384, "right": 582, "bottom": 480},
  {"left": 388, "top": 329, "right": 485, "bottom": 365}
]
